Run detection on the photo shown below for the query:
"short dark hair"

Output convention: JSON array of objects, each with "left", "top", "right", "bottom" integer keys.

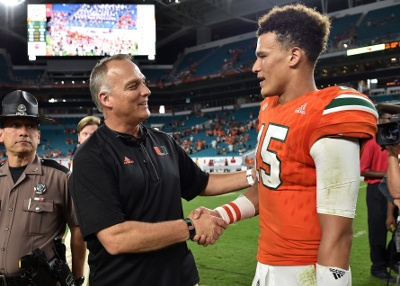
[{"left": 257, "top": 3, "right": 331, "bottom": 64}]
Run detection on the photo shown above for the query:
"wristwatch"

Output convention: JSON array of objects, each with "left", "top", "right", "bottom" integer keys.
[
  {"left": 75, "top": 277, "right": 85, "bottom": 286},
  {"left": 246, "top": 169, "right": 255, "bottom": 186},
  {"left": 184, "top": 218, "right": 196, "bottom": 240}
]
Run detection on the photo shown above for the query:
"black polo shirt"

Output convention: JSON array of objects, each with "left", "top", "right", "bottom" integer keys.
[{"left": 69, "top": 124, "right": 209, "bottom": 286}]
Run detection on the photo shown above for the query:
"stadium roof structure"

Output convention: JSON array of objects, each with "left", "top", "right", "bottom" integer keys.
[{"left": 0, "top": 0, "right": 371, "bottom": 66}]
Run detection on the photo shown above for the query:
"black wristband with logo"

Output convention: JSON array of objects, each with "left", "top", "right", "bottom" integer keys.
[{"left": 184, "top": 218, "right": 196, "bottom": 240}]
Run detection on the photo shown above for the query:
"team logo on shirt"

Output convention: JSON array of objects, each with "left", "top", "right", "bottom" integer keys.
[
  {"left": 154, "top": 146, "right": 168, "bottom": 156},
  {"left": 295, "top": 103, "right": 307, "bottom": 114},
  {"left": 124, "top": 156, "right": 134, "bottom": 164}
]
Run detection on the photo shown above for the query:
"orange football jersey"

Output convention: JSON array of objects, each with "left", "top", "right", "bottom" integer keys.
[{"left": 255, "top": 86, "right": 377, "bottom": 265}]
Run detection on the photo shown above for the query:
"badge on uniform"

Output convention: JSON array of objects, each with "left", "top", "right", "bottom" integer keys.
[{"left": 34, "top": 183, "right": 47, "bottom": 195}]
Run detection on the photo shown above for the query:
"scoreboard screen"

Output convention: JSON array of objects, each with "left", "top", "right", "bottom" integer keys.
[{"left": 27, "top": 3, "right": 156, "bottom": 60}]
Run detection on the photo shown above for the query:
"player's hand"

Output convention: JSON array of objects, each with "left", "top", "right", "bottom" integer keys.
[
  {"left": 187, "top": 210, "right": 227, "bottom": 247},
  {"left": 191, "top": 206, "right": 221, "bottom": 220}
]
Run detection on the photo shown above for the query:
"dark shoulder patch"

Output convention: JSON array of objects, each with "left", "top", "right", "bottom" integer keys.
[{"left": 41, "top": 158, "right": 70, "bottom": 174}]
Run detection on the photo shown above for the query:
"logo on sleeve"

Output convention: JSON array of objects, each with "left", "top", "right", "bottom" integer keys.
[
  {"left": 154, "top": 146, "right": 168, "bottom": 156},
  {"left": 262, "top": 103, "right": 268, "bottom": 111},
  {"left": 329, "top": 268, "right": 345, "bottom": 280},
  {"left": 124, "top": 156, "right": 134, "bottom": 164},
  {"left": 295, "top": 103, "right": 307, "bottom": 115}
]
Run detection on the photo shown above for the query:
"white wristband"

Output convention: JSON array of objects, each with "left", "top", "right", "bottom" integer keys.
[
  {"left": 246, "top": 169, "right": 255, "bottom": 186},
  {"left": 215, "top": 195, "right": 256, "bottom": 224}
]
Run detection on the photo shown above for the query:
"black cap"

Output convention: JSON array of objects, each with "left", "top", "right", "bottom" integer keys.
[{"left": 0, "top": 90, "right": 54, "bottom": 124}]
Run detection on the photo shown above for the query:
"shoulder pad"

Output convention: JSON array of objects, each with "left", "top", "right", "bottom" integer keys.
[
  {"left": 0, "top": 159, "right": 6, "bottom": 166},
  {"left": 40, "top": 158, "right": 70, "bottom": 174}
]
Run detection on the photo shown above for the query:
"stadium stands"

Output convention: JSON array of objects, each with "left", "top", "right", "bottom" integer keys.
[
  {"left": 0, "top": 1, "right": 399, "bottom": 170},
  {"left": 358, "top": 5, "right": 399, "bottom": 44},
  {"left": 194, "top": 38, "right": 255, "bottom": 77},
  {"left": 329, "top": 13, "right": 361, "bottom": 48}
]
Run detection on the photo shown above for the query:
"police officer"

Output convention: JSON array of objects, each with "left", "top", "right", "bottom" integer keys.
[{"left": 0, "top": 90, "right": 86, "bottom": 285}]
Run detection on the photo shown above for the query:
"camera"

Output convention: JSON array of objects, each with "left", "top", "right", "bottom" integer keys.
[{"left": 376, "top": 113, "right": 400, "bottom": 146}]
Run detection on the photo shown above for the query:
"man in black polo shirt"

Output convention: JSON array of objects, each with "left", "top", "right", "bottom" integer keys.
[{"left": 69, "top": 54, "right": 256, "bottom": 286}]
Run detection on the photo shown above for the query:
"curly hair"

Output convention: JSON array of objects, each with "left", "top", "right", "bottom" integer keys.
[
  {"left": 89, "top": 54, "right": 133, "bottom": 112},
  {"left": 257, "top": 3, "right": 331, "bottom": 64}
]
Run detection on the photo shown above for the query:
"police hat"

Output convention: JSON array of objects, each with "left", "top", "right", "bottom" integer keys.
[{"left": 0, "top": 90, "right": 54, "bottom": 125}]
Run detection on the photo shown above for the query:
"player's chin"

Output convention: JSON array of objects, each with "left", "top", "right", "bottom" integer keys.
[{"left": 260, "top": 89, "right": 273, "bottom": 98}]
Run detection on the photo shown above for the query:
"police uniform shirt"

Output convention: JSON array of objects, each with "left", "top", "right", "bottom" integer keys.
[
  {"left": 0, "top": 155, "right": 78, "bottom": 274},
  {"left": 70, "top": 124, "right": 209, "bottom": 286}
]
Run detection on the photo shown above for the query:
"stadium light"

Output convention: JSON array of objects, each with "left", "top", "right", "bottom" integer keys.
[
  {"left": 159, "top": 105, "right": 165, "bottom": 114},
  {"left": 0, "top": 0, "right": 25, "bottom": 6}
]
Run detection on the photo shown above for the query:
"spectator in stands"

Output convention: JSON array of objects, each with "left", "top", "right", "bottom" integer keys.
[
  {"left": 244, "top": 156, "right": 250, "bottom": 167},
  {"left": 208, "top": 158, "right": 214, "bottom": 173},
  {"left": 191, "top": 4, "right": 377, "bottom": 285},
  {"left": 69, "top": 54, "right": 256, "bottom": 286},
  {"left": 65, "top": 115, "right": 101, "bottom": 286},
  {"left": 211, "top": 138, "right": 217, "bottom": 149},
  {"left": 196, "top": 139, "right": 202, "bottom": 151},
  {"left": 228, "top": 143, "right": 233, "bottom": 152},
  {"left": 248, "top": 157, "right": 254, "bottom": 168}
]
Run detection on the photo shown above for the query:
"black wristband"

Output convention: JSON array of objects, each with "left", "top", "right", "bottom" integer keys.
[
  {"left": 184, "top": 218, "right": 196, "bottom": 240},
  {"left": 75, "top": 277, "right": 85, "bottom": 286}
]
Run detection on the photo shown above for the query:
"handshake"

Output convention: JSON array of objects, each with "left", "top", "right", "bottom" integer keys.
[
  {"left": 187, "top": 207, "right": 226, "bottom": 247},
  {"left": 187, "top": 193, "right": 257, "bottom": 246}
]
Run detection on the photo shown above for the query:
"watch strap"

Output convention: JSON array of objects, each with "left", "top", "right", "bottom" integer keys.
[{"left": 184, "top": 218, "right": 196, "bottom": 240}]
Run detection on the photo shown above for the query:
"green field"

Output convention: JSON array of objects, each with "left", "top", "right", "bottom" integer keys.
[{"left": 183, "top": 181, "right": 398, "bottom": 286}]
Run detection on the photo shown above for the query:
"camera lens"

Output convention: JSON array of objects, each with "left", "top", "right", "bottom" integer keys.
[{"left": 381, "top": 125, "right": 400, "bottom": 143}]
